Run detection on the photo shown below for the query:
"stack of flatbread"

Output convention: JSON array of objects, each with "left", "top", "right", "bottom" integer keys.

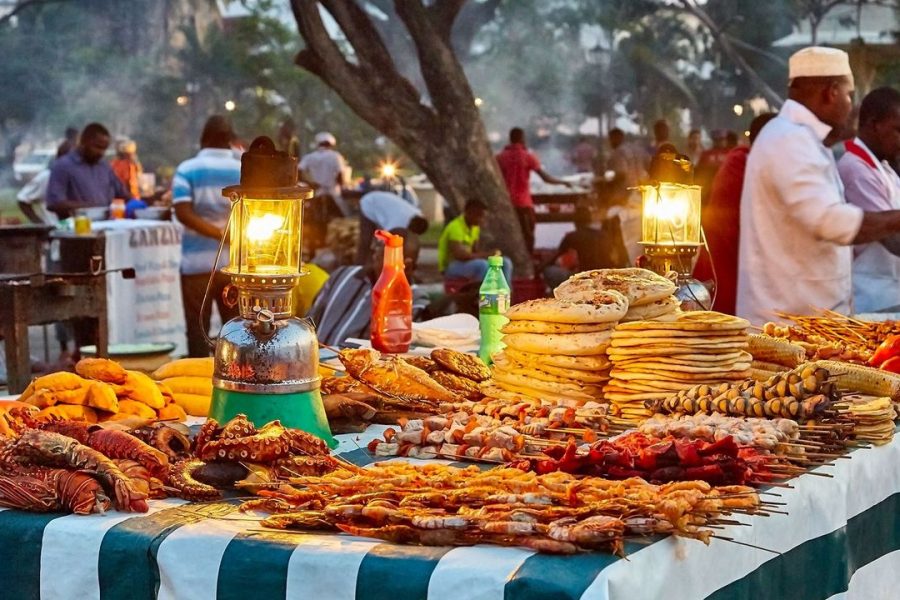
[
  {"left": 554, "top": 268, "right": 681, "bottom": 322},
  {"left": 605, "top": 312, "right": 752, "bottom": 422},
  {"left": 483, "top": 290, "right": 628, "bottom": 405},
  {"left": 844, "top": 396, "right": 896, "bottom": 445}
]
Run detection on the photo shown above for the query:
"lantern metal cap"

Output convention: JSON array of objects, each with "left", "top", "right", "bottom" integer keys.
[{"left": 223, "top": 136, "right": 313, "bottom": 200}]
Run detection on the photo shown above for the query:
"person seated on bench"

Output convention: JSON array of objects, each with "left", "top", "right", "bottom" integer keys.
[
  {"left": 541, "top": 205, "right": 630, "bottom": 290},
  {"left": 307, "top": 227, "right": 428, "bottom": 346},
  {"left": 438, "top": 199, "right": 512, "bottom": 285}
]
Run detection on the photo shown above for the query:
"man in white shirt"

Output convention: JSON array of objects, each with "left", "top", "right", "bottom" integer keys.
[
  {"left": 737, "top": 47, "right": 900, "bottom": 324},
  {"left": 356, "top": 191, "right": 428, "bottom": 264},
  {"left": 300, "top": 132, "right": 348, "bottom": 210},
  {"left": 838, "top": 87, "right": 900, "bottom": 312},
  {"left": 300, "top": 132, "right": 348, "bottom": 254}
]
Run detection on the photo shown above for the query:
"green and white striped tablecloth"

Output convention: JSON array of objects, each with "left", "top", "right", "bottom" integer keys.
[{"left": 1, "top": 424, "right": 898, "bottom": 600}]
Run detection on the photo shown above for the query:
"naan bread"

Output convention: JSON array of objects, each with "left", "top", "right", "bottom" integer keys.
[
  {"left": 490, "top": 376, "right": 597, "bottom": 402},
  {"left": 609, "top": 335, "right": 747, "bottom": 347},
  {"left": 555, "top": 268, "right": 676, "bottom": 307},
  {"left": 502, "top": 348, "right": 611, "bottom": 371},
  {"left": 501, "top": 320, "right": 614, "bottom": 335},
  {"left": 615, "top": 311, "right": 750, "bottom": 332},
  {"left": 493, "top": 353, "right": 610, "bottom": 384},
  {"left": 506, "top": 293, "right": 628, "bottom": 324},
  {"left": 503, "top": 331, "right": 612, "bottom": 356},
  {"left": 621, "top": 296, "right": 681, "bottom": 322}
]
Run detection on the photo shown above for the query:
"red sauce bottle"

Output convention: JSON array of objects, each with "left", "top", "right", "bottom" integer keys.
[{"left": 370, "top": 230, "right": 412, "bottom": 353}]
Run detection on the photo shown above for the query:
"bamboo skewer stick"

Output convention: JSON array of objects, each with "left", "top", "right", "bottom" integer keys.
[{"left": 711, "top": 535, "right": 781, "bottom": 555}]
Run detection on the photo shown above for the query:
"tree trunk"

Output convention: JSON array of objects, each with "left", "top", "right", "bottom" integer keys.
[{"left": 289, "top": 0, "right": 532, "bottom": 276}]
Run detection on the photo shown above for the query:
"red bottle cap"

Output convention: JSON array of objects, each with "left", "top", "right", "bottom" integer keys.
[{"left": 374, "top": 229, "right": 404, "bottom": 248}]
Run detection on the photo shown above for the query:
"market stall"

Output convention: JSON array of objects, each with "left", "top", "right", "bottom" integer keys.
[
  {"left": 90, "top": 219, "right": 187, "bottom": 356},
  {"left": 0, "top": 420, "right": 896, "bottom": 600},
  {"left": 3, "top": 143, "right": 899, "bottom": 600}
]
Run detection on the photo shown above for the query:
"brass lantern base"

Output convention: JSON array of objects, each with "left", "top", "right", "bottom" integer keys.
[
  {"left": 640, "top": 244, "right": 712, "bottom": 311},
  {"left": 222, "top": 270, "right": 301, "bottom": 319}
]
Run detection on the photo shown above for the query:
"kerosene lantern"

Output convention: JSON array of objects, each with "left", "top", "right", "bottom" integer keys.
[
  {"left": 208, "top": 136, "right": 333, "bottom": 444},
  {"left": 638, "top": 154, "right": 711, "bottom": 310}
]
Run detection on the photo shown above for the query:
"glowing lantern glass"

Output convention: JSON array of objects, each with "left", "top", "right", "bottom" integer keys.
[
  {"left": 225, "top": 196, "right": 302, "bottom": 276},
  {"left": 640, "top": 183, "right": 702, "bottom": 246}
]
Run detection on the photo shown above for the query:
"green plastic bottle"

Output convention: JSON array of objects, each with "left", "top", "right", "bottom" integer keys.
[{"left": 478, "top": 255, "right": 510, "bottom": 365}]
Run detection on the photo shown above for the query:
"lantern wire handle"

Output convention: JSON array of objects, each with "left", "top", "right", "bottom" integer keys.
[{"left": 199, "top": 195, "right": 237, "bottom": 350}]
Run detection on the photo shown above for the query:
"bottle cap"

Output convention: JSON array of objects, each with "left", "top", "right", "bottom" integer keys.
[
  {"left": 375, "top": 229, "right": 404, "bottom": 248},
  {"left": 488, "top": 255, "right": 504, "bottom": 267}
]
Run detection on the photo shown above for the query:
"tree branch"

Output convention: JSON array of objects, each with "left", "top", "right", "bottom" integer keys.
[
  {"left": 677, "top": 0, "right": 784, "bottom": 106},
  {"left": 451, "top": 0, "right": 502, "bottom": 60},
  {"left": 0, "top": 0, "right": 69, "bottom": 27},
  {"left": 393, "top": 0, "right": 477, "bottom": 118},
  {"left": 290, "top": 0, "right": 434, "bottom": 156},
  {"left": 318, "top": 0, "right": 394, "bottom": 72},
  {"left": 427, "top": 0, "right": 466, "bottom": 40}
]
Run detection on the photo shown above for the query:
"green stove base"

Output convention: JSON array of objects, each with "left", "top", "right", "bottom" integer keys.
[{"left": 209, "top": 387, "right": 336, "bottom": 448}]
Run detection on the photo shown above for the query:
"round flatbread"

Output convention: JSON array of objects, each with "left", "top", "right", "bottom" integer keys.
[
  {"left": 610, "top": 328, "right": 745, "bottom": 339},
  {"left": 610, "top": 335, "right": 747, "bottom": 347},
  {"left": 615, "top": 311, "right": 750, "bottom": 332},
  {"left": 501, "top": 320, "right": 614, "bottom": 335},
  {"left": 506, "top": 293, "right": 628, "bottom": 324},
  {"left": 503, "top": 331, "right": 612, "bottom": 356},
  {"left": 404, "top": 356, "right": 439, "bottom": 373},
  {"left": 490, "top": 378, "right": 595, "bottom": 403},
  {"left": 606, "top": 391, "right": 671, "bottom": 401},
  {"left": 607, "top": 345, "right": 749, "bottom": 358},
  {"left": 502, "top": 348, "right": 611, "bottom": 371},
  {"left": 492, "top": 360, "right": 593, "bottom": 386},
  {"left": 613, "top": 351, "right": 747, "bottom": 365},
  {"left": 611, "top": 369, "right": 751, "bottom": 382},
  {"left": 430, "top": 370, "right": 483, "bottom": 400},
  {"left": 492, "top": 369, "right": 602, "bottom": 397},
  {"left": 494, "top": 353, "right": 610, "bottom": 383},
  {"left": 554, "top": 268, "right": 676, "bottom": 307},
  {"left": 621, "top": 296, "right": 681, "bottom": 322},
  {"left": 430, "top": 348, "right": 491, "bottom": 382},
  {"left": 605, "top": 379, "right": 693, "bottom": 392},
  {"left": 611, "top": 361, "right": 751, "bottom": 374}
]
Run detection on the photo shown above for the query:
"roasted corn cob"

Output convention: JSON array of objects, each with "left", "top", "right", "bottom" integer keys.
[{"left": 748, "top": 334, "right": 806, "bottom": 367}]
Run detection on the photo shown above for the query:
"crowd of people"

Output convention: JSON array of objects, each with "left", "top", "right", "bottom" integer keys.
[{"left": 17, "top": 42, "right": 900, "bottom": 361}]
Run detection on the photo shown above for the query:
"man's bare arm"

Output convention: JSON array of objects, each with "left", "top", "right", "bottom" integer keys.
[
  {"left": 174, "top": 203, "right": 224, "bottom": 240},
  {"left": 853, "top": 210, "right": 900, "bottom": 244}
]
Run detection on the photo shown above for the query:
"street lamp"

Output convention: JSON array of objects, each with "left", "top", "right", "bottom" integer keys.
[
  {"left": 208, "top": 136, "right": 333, "bottom": 443},
  {"left": 225, "top": 100, "right": 236, "bottom": 112}
]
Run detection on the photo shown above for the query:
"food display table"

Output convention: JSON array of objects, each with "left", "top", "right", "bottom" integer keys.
[
  {"left": 1, "top": 423, "right": 897, "bottom": 600},
  {"left": 90, "top": 220, "right": 187, "bottom": 356}
]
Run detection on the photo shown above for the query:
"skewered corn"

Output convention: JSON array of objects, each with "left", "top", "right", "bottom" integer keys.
[
  {"left": 809, "top": 360, "right": 900, "bottom": 400},
  {"left": 748, "top": 334, "right": 806, "bottom": 367}
]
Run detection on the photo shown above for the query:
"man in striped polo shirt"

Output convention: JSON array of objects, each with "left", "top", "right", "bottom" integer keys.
[{"left": 172, "top": 115, "right": 242, "bottom": 357}]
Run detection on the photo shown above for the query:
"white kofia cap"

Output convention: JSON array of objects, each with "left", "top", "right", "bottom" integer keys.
[
  {"left": 788, "top": 46, "right": 853, "bottom": 84},
  {"left": 315, "top": 132, "right": 337, "bottom": 146}
]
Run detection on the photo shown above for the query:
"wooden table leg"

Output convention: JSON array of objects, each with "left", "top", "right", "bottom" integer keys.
[{"left": 7, "top": 288, "right": 32, "bottom": 394}]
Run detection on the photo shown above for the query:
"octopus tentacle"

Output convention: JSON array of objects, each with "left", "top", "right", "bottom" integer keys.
[
  {"left": 131, "top": 424, "right": 191, "bottom": 460},
  {"left": 193, "top": 420, "right": 221, "bottom": 456},
  {"left": 220, "top": 415, "right": 257, "bottom": 439},
  {"left": 169, "top": 459, "right": 221, "bottom": 501},
  {"left": 199, "top": 421, "right": 292, "bottom": 463}
]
